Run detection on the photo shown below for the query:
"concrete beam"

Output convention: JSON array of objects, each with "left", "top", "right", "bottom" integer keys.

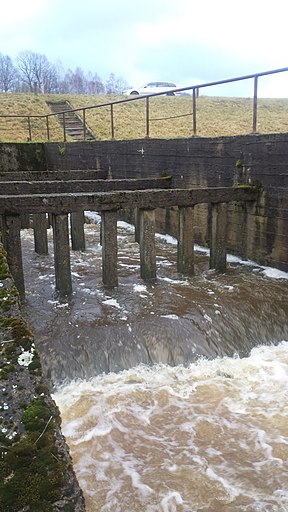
[
  {"left": 177, "top": 206, "right": 194, "bottom": 275},
  {"left": 0, "top": 187, "right": 259, "bottom": 215},
  {"left": 0, "top": 169, "right": 108, "bottom": 182},
  {"left": 0, "top": 177, "right": 173, "bottom": 195}
]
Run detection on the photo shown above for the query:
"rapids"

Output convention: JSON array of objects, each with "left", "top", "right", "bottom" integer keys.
[
  {"left": 20, "top": 215, "right": 288, "bottom": 511},
  {"left": 54, "top": 344, "right": 288, "bottom": 511}
]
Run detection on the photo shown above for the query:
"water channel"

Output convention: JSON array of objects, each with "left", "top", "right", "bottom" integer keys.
[{"left": 21, "top": 214, "right": 288, "bottom": 511}]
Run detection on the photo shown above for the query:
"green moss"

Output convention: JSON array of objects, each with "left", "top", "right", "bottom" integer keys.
[
  {"left": 233, "top": 180, "right": 263, "bottom": 191},
  {"left": 161, "top": 174, "right": 173, "bottom": 180},
  {"left": 0, "top": 242, "right": 73, "bottom": 512},
  {"left": 10, "top": 143, "right": 46, "bottom": 171},
  {"left": 233, "top": 183, "right": 255, "bottom": 189},
  {"left": 0, "top": 435, "right": 66, "bottom": 511},
  {"left": 22, "top": 400, "right": 54, "bottom": 432},
  {"left": 58, "top": 143, "right": 66, "bottom": 156},
  {"left": 0, "top": 246, "right": 10, "bottom": 280},
  {"left": 3, "top": 344, "right": 17, "bottom": 359},
  {"left": 0, "top": 364, "right": 15, "bottom": 380},
  {"left": 28, "top": 353, "right": 42, "bottom": 373},
  {"left": 0, "top": 318, "right": 34, "bottom": 348},
  {"left": 235, "top": 159, "right": 243, "bottom": 168},
  {"left": 0, "top": 398, "right": 66, "bottom": 511},
  {"left": 35, "top": 383, "right": 50, "bottom": 395}
]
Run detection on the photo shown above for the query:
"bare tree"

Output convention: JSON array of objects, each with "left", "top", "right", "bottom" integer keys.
[
  {"left": 2, "top": 49, "right": 129, "bottom": 95},
  {"left": 86, "top": 71, "right": 105, "bottom": 94},
  {"left": 16, "top": 50, "right": 59, "bottom": 93},
  {"left": 105, "top": 73, "right": 129, "bottom": 94},
  {"left": 58, "top": 69, "right": 73, "bottom": 94},
  {"left": 0, "top": 53, "right": 17, "bottom": 92},
  {"left": 71, "top": 67, "right": 86, "bottom": 94},
  {"left": 42, "top": 63, "right": 59, "bottom": 93},
  {"left": 58, "top": 67, "right": 86, "bottom": 94},
  {"left": 58, "top": 67, "right": 105, "bottom": 95}
]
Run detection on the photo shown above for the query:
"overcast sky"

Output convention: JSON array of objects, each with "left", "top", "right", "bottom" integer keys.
[{"left": 1, "top": 0, "right": 288, "bottom": 97}]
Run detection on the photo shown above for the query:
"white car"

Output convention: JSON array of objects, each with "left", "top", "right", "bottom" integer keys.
[{"left": 122, "top": 81, "right": 178, "bottom": 96}]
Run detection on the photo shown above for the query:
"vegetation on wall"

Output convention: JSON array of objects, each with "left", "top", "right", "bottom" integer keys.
[{"left": 0, "top": 243, "right": 83, "bottom": 511}]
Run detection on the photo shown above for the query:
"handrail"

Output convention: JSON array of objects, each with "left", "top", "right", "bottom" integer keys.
[{"left": 0, "top": 67, "right": 287, "bottom": 142}]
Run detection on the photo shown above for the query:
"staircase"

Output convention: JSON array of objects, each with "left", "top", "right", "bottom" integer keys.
[{"left": 47, "top": 100, "right": 96, "bottom": 141}]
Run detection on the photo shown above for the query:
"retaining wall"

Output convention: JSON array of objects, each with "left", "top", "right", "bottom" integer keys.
[
  {"left": 44, "top": 134, "right": 287, "bottom": 271},
  {"left": 0, "top": 133, "right": 287, "bottom": 270}
]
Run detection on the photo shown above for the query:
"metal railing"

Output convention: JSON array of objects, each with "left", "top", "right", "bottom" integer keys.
[{"left": 0, "top": 67, "right": 288, "bottom": 142}]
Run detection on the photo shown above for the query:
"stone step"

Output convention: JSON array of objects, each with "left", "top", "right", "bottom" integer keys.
[{"left": 47, "top": 100, "right": 96, "bottom": 141}]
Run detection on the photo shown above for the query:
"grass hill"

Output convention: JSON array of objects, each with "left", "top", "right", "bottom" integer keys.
[{"left": 1, "top": 92, "right": 288, "bottom": 142}]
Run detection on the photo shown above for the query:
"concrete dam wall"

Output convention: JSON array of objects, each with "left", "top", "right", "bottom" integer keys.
[{"left": 0, "top": 132, "right": 287, "bottom": 271}]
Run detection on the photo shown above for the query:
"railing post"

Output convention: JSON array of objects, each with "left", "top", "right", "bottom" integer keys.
[
  {"left": 252, "top": 75, "right": 258, "bottom": 133},
  {"left": 110, "top": 104, "right": 115, "bottom": 139},
  {"left": 83, "top": 109, "right": 86, "bottom": 140},
  {"left": 146, "top": 96, "right": 150, "bottom": 138},
  {"left": 62, "top": 112, "right": 67, "bottom": 142},
  {"left": 192, "top": 88, "right": 197, "bottom": 136},
  {"left": 46, "top": 116, "right": 50, "bottom": 141},
  {"left": 27, "top": 116, "right": 32, "bottom": 141}
]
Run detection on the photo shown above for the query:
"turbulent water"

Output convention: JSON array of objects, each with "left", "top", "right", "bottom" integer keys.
[
  {"left": 54, "top": 345, "right": 288, "bottom": 512},
  {"left": 20, "top": 214, "right": 288, "bottom": 512}
]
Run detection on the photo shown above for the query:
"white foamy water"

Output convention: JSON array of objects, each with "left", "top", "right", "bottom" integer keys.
[
  {"left": 20, "top": 219, "right": 288, "bottom": 510},
  {"left": 53, "top": 341, "right": 288, "bottom": 512}
]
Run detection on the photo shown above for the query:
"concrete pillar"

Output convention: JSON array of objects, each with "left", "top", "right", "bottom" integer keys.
[
  {"left": 52, "top": 213, "right": 72, "bottom": 295},
  {"left": 0, "top": 215, "right": 3, "bottom": 244},
  {"left": 2, "top": 214, "right": 25, "bottom": 299},
  {"left": 33, "top": 213, "right": 48, "bottom": 255},
  {"left": 102, "top": 210, "right": 118, "bottom": 287},
  {"left": 20, "top": 213, "right": 30, "bottom": 229},
  {"left": 70, "top": 211, "right": 86, "bottom": 251},
  {"left": 99, "top": 213, "right": 103, "bottom": 246},
  {"left": 134, "top": 207, "right": 140, "bottom": 243},
  {"left": 165, "top": 207, "right": 171, "bottom": 233},
  {"left": 177, "top": 206, "right": 194, "bottom": 275},
  {"left": 139, "top": 209, "right": 156, "bottom": 282},
  {"left": 209, "top": 202, "right": 227, "bottom": 272}
]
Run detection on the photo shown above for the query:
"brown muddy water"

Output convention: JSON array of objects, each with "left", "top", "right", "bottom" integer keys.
[{"left": 20, "top": 214, "right": 288, "bottom": 511}]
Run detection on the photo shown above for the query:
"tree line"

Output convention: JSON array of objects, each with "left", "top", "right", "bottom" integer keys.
[{"left": 0, "top": 50, "right": 129, "bottom": 94}]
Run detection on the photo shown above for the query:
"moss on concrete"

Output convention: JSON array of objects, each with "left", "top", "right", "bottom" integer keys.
[
  {"left": 0, "top": 239, "right": 85, "bottom": 511},
  {"left": 0, "top": 143, "right": 46, "bottom": 173}
]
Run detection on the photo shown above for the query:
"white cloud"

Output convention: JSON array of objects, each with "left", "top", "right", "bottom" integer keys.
[
  {"left": 0, "top": 0, "right": 288, "bottom": 96},
  {"left": 1, "top": 0, "right": 48, "bottom": 24}
]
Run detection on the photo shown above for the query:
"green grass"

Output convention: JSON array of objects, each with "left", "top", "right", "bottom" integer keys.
[{"left": 1, "top": 92, "right": 288, "bottom": 142}]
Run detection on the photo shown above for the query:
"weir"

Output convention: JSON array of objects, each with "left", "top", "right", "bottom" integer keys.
[{"left": 0, "top": 173, "right": 258, "bottom": 298}]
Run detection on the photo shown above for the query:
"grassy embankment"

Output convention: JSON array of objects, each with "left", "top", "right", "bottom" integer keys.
[{"left": 1, "top": 92, "right": 288, "bottom": 142}]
